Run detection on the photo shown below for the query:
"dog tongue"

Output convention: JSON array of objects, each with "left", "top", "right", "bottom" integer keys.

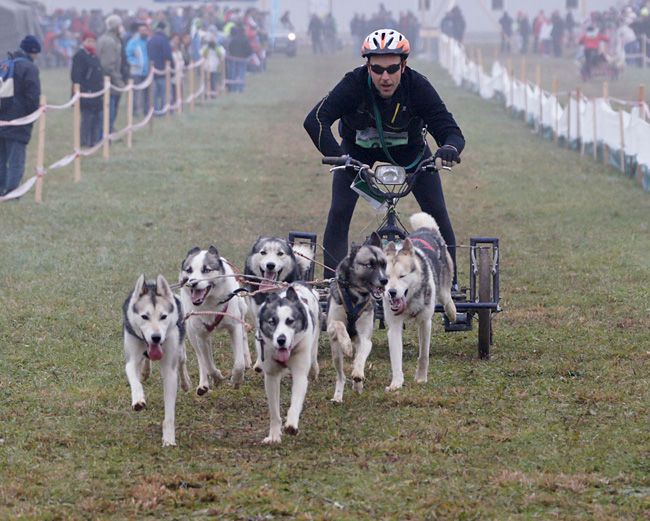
[
  {"left": 274, "top": 348, "right": 290, "bottom": 364},
  {"left": 260, "top": 271, "right": 278, "bottom": 290},
  {"left": 391, "top": 297, "right": 407, "bottom": 315},
  {"left": 148, "top": 343, "right": 164, "bottom": 361},
  {"left": 191, "top": 288, "right": 207, "bottom": 304}
]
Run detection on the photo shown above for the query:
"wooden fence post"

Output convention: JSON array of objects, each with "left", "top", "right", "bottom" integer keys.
[
  {"left": 175, "top": 67, "right": 182, "bottom": 115},
  {"left": 536, "top": 64, "right": 542, "bottom": 131},
  {"left": 592, "top": 95, "right": 598, "bottom": 160},
  {"left": 102, "top": 76, "right": 110, "bottom": 160},
  {"left": 189, "top": 61, "right": 195, "bottom": 111},
  {"left": 126, "top": 79, "right": 134, "bottom": 149},
  {"left": 73, "top": 83, "right": 81, "bottom": 182},
  {"left": 149, "top": 64, "right": 155, "bottom": 134},
  {"left": 576, "top": 88, "right": 582, "bottom": 154},
  {"left": 34, "top": 95, "right": 46, "bottom": 203},
  {"left": 552, "top": 78, "right": 558, "bottom": 143},
  {"left": 619, "top": 109, "right": 625, "bottom": 173},
  {"left": 603, "top": 82, "right": 609, "bottom": 165},
  {"left": 642, "top": 36, "right": 647, "bottom": 69},
  {"left": 508, "top": 57, "right": 514, "bottom": 113},
  {"left": 637, "top": 84, "right": 645, "bottom": 184},
  {"left": 165, "top": 63, "right": 171, "bottom": 120},
  {"left": 521, "top": 57, "right": 527, "bottom": 118}
]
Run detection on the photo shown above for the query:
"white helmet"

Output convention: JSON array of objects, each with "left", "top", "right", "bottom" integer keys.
[{"left": 361, "top": 29, "right": 410, "bottom": 58}]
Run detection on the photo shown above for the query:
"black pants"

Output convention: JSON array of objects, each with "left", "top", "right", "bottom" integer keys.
[{"left": 322, "top": 167, "right": 457, "bottom": 284}]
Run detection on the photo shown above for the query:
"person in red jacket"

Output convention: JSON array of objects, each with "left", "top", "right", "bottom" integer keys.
[{"left": 579, "top": 25, "right": 609, "bottom": 79}]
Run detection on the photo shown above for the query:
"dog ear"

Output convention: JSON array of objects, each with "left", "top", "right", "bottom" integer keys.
[
  {"left": 132, "top": 274, "right": 146, "bottom": 300},
  {"left": 207, "top": 245, "right": 219, "bottom": 256},
  {"left": 367, "top": 232, "right": 382, "bottom": 248},
  {"left": 135, "top": 274, "right": 147, "bottom": 297},
  {"left": 186, "top": 246, "right": 200, "bottom": 257},
  {"left": 285, "top": 285, "right": 299, "bottom": 302},
  {"left": 401, "top": 238, "right": 414, "bottom": 254},
  {"left": 385, "top": 241, "right": 397, "bottom": 255},
  {"left": 156, "top": 274, "right": 172, "bottom": 298}
]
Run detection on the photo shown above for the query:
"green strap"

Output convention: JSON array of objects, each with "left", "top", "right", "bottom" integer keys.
[{"left": 368, "top": 75, "right": 425, "bottom": 170}]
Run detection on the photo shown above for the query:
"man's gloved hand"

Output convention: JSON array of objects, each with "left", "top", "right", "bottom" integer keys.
[{"left": 434, "top": 144, "right": 461, "bottom": 169}]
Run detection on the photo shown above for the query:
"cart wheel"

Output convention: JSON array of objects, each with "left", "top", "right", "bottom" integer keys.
[{"left": 477, "top": 247, "right": 492, "bottom": 360}]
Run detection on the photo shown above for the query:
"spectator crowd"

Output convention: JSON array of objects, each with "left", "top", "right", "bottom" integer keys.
[{"left": 350, "top": 4, "right": 421, "bottom": 56}]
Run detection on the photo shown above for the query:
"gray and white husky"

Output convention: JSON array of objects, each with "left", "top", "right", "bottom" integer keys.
[
  {"left": 244, "top": 236, "right": 314, "bottom": 371},
  {"left": 179, "top": 246, "right": 250, "bottom": 395},
  {"left": 327, "top": 232, "right": 387, "bottom": 403},
  {"left": 382, "top": 212, "right": 457, "bottom": 391},
  {"left": 257, "top": 283, "right": 320, "bottom": 444},
  {"left": 122, "top": 274, "right": 191, "bottom": 447}
]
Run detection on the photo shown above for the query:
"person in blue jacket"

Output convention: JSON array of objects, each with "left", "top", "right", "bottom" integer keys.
[
  {"left": 147, "top": 21, "right": 173, "bottom": 113},
  {"left": 303, "top": 29, "right": 464, "bottom": 283},
  {"left": 0, "top": 35, "right": 42, "bottom": 197}
]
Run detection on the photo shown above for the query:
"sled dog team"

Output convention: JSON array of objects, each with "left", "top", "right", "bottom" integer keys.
[{"left": 122, "top": 212, "right": 456, "bottom": 447}]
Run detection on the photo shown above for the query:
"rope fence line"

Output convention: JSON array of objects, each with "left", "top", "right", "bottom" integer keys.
[
  {"left": 438, "top": 35, "right": 650, "bottom": 193},
  {"left": 0, "top": 55, "right": 240, "bottom": 203}
]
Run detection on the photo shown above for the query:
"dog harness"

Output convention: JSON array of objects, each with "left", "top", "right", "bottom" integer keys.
[
  {"left": 410, "top": 237, "right": 444, "bottom": 260},
  {"left": 336, "top": 281, "right": 373, "bottom": 338},
  {"left": 204, "top": 301, "right": 229, "bottom": 333}
]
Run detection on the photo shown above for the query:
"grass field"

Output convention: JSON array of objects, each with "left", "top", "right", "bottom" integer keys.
[{"left": 1, "top": 47, "right": 649, "bottom": 520}]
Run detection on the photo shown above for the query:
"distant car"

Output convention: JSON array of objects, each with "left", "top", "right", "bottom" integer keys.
[{"left": 268, "top": 29, "right": 297, "bottom": 57}]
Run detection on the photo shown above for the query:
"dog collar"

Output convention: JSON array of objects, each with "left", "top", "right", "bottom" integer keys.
[{"left": 410, "top": 237, "right": 436, "bottom": 254}]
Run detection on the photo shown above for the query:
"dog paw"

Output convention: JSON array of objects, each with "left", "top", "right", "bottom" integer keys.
[
  {"left": 262, "top": 435, "right": 281, "bottom": 445},
  {"left": 196, "top": 385, "right": 209, "bottom": 396},
  {"left": 284, "top": 423, "right": 299, "bottom": 436},
  {"left": 385, "top": 381, "right": 403, "bottom": 392},
  {"left": 132, "top": 401, "right": 146, "bottom": 411},
  {"left": 253, "top": 360, "right": 263, "bottom": 373},
  {"left": 330, "top": 397, "right": 343, "bottom": 404},
  {"left": 309, "top": 363, "right": 320, "bottom": 381},
  {"left": 415, "top": 375, "right": 428, "bottom": 384},
  {"left": 210, "top": 370, "right": 225, "bottom": 385},
  {"left": 350, "top": 370, "right": 365, "bottom": 383},
  {"left": 352, "top": 380, "right": 364, "bottom": 394},
  {"left": 162, "top": 438, "right": 177, "bottom": 447},
  {"left": 180, "top": 376, "right": 191, "bottom": 392},
  {"left": 230, "top": 373, "right": 244, "bottom": 389}
]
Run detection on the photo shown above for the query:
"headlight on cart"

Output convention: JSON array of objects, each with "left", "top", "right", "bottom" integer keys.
[
  {"left": 375, "top": 165, "right": 406, "bottom": 185},
  {"left": 288, "top": 32, "right": 296, "bottom": 41}
]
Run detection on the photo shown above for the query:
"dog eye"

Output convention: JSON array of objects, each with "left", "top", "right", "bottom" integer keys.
[
  {"left": 160, "top": 314, "right": 168, "bottom": 320},
  {"left": 201, "top": 266, "right": 211, "bottom": 274},
  {"left": 267, "top": 318, "right": 276, "bottom": 325},
  {"left": 141, "top": 314, "right": 149, "bottom": 321},
  {"left": 277, "top": 251, "right": 284, "bottom": 256},
  {"left": 399, "top": 274, "right": 407, "bottom": 279},
  {"left": 186, "top": 267, "right": 193, "bottom": 274},
  {"left": 285, "top": 318, "right": 294, "bottom": 325},
  {"left": 260, "top": 251, "right": 267, "bottom": 256}
]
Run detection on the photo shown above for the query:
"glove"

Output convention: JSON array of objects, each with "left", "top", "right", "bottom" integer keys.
[{"left": 434, "top": 145, "right": 461, "bottom": 169}]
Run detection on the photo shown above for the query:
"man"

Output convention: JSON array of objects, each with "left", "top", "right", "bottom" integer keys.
[
  {"left": 97, "top": 14, "right": 125, "bottom": 133},
  {"left": 303, "top": 29, "right": 464, "bottom": 283},
  {"left": 70, "top": 31, "right": 103, "bottom": 147},
  {"left": 125, "top": 22, "right": 149, "bottom": 116},
  {"left": 0, "top": 35, "right": 42, "bottom": 198},
  {"left": 499, "top": 11, "right": 514, "bottom": 54},
  {"left": 147, "top": 21, "right": 173, "bottom": 113}
]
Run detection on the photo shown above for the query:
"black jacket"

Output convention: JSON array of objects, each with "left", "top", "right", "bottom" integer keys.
[
  {"left": 304, "top": 65, "right": 464, "bottom": 168},
  {"left": 0, "top": 50, "right": 41, "bottom": 144},
  {"left": 71, "top": 48, "right": 104, "bottom": 111}
]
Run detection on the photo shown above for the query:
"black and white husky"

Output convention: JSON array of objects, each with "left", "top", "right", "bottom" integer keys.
[
  {"left": 382, "top": 212, "right": 457, "bottom": 391},
  {"left": 122, "top": 274, "right": 191, "bottom": 447},
  {"left": 257, "top": 284, "right": 320, "bottom": 444},
  {"left": 327, "top": 232, "right": 387, "bottom": 403},
  {"left": 244, "top": 236, "right": 314, "bottom": 371},
  {"left": 179, "top": 246, "right": 250, "bottom": 395}
]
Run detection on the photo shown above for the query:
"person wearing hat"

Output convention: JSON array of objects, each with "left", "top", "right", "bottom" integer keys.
[
  {"left": 97, "top": 14, "right": 126, "bottom": 134},
  {"left": 0, "top": 35, "right": 42, "bottom": 197},
  {"left": 71, "top": 31, "right": 104, "bottom": 147},
  {"left": 303, "top": 29, "right": 464, "bottom": 283}
]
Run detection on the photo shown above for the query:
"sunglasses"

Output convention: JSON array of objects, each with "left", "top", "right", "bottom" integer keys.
[{"left": 369, "top": 63, "right": 402, "bottom": 75}]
